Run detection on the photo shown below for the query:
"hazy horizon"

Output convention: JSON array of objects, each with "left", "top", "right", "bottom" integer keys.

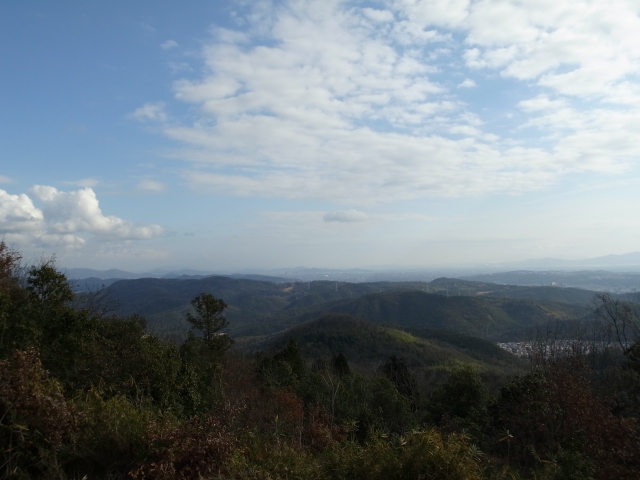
[
  {"left": 3, "top": 1, "right": 640, "bottom": 272},
  {"left": 58, "top": 250, "right": 640, "bottom": 278}
]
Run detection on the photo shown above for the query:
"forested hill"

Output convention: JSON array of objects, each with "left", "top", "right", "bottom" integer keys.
[
  {"left": 255, "top": 313, "right": 526, "bottom": 373},
  {"left": 428, "top": 277, "right": 596, "bottom": 304},
  {"left": 104, "top": 277, "right": 431, "bottom": 336},
  {"left": 101, "top": 276, "right": 590, "bottom": 341},
  {"left": 237, "top": 290, "right": 587, "bottom": 340}
]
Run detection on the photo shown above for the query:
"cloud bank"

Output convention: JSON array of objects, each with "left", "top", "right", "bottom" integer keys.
[
  {"left": 0, "top": 186, "right": 163, "bottom": 249},
  {"left": 0, "top": 190, "right": 43, "bottom": 232}
]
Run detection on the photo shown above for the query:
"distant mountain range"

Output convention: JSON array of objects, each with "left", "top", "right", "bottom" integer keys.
[
  {"left": 65, "top": 267, "right": 297, "bottom": 288},
  {"left": 64, "top": 251, "right": 640, "bottom": 286},
  {"left": 458, "top": 270, "right": 640, "bottom": 293},
  {"left": 64, "top": 267, "right": 220, "bottom": 280},
  {"left": 497, "top": 251, "right": 640, "bottom": 269}
]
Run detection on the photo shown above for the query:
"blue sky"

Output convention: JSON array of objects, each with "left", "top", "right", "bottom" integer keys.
[{"left": 2, "top": 0, "right": 640, "bottom": 271}]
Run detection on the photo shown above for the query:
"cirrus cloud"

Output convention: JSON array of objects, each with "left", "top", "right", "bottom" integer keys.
[{"left": 142, "top": 0, "right": 640, "bottom": 205}]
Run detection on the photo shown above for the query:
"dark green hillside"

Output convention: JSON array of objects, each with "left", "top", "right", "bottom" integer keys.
[
  {"left": 260, "top": 314, "right": 525, "bottom": 372},
  {"left": 430, "top": 277, "right": 595, "bottom": 305},
  {"left": 106, "top": 277, "right": 296, "bottom": 333},
  {"left": 104, "top": 276, "right": 589, "bottom": 341},
  {"left": 485, "top": 286, "right": 594, "bottom": 304},
  {"left": 404, "top": 328, "right": 523, "bottom": 366},
  {"left": 328, "top": 291, "right": 517, "bottom": 333},
  {"left": 107, "top": 276, "right": 289, "bottom": 316},
  {"left": 105, "top": 277, "right": 430, "bottom": 336},
  {"left": 240, "top": 290, "right": 586, "bottom": 340},
  {"left": 225, "top": 273, "right": 297, "bottom": 283},
  {"left": 283, "top": 280, "right": 429, "bottom": 308}
]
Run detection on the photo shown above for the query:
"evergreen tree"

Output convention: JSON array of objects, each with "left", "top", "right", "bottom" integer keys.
[
  {"left": 380, "top": 355, "right": 419, "bottom": 408},
  {"left": 186, "top": 293, "right": 233, "bottom": 354}
]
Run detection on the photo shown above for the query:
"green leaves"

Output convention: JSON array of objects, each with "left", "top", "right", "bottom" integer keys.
[
  {"left": 185, "top": 293, "right": 233, "bottom": 357},
  {"left": 26, "top": 257, "right": 74, "bottom": 307}
]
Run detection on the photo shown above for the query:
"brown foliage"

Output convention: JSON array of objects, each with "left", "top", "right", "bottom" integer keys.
[
  {"left": 497, "top": 358, "right": 640, "bottom": 479},
  {"left": 131, "top": 415, "right": 235, "bottom": 480},
  {"left": 271, "top": 389, "right": 304, "bottom": 445},
  {"left": 220, "top": 354, "right": 344, "bottom": 451},
  {"left": 0, "top": 348, "right": 77, "bottom": 445},
  {"left": 303, "top": 402, "right": 346, "bottom": 450},
  {"left": 0, "top": 348, "right": 78, "bottom": 478},
  {"left": 547, "top": 361, "right": 640, "bottom": 480}
]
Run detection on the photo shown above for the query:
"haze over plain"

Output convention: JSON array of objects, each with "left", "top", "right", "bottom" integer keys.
[{"left": 2, "top": 0, "right": 640, "bottom": 271}]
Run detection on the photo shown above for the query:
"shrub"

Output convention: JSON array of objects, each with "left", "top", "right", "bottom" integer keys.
[
  {"left": 428, "top": 364, "right": 490, "bottom": 436},
  {"left": 131, "top": 415, "right": 235, "bottom": 480},
  {"left": 0, "top": 348, "right": 77, "bottom": 479},
  {"left": 323, "top": 429, "right": 484, "bottom": 480},
  {"left": 69, "top": 389, "right": 153, "bottom": 478}
]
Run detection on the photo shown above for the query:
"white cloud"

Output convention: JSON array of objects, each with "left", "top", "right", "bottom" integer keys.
[
  {"left": 518, "top": 95, "right": 568, "bottom": 112},
  {"left": 0, "top": 185, "right": 167, "bottom": 262},
  {"left": 130, "top": 102, "right": 168, "bottom": 122},
  {"left": 142, "top": 0, "right": 640, "bottom": 205},
  {"left": 458, "top": 78, "right": 476, "bottom": 88},
  {"left": 362, "top": 8, "right": 395, "bottom": 23},
  {"left": 34, "top": 233, "right": 86, "bottom": 249},
  {"left": 0, "top": 189, "right": 44, "bottom": 232},
  {"left": 161, "top": 39, "right": 179, "bottom": 49},
  {"left": 63, "top": 177, "right": 101, "bottom": 188},
  {"left": 29, "top": 185, "right": 164, "bottom": 239},
  {"left": 137, "top": 179, "right": 166, "bottom": 193},
  {"left": 169, "top": 62, "right": 193, "bottom": 74},
  {"left": 324, "top": 210, "right": 369, "bottom": 223},
  {"left": 392, "top": 0, "right": 470, "bottom": 29},
  {"left": 457, "top": 0, "right": 640, "bottom": 99},
  {"left": 0, "top": 175, "right": 14, "bottom": 184}
]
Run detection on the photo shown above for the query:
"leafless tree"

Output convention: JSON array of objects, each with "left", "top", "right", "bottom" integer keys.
[
  {"left": 592, "top": 293, "right": 640, "bottom": 355},
  {"left": 70, "top": 281, "right": 119, "bottom": 320}
]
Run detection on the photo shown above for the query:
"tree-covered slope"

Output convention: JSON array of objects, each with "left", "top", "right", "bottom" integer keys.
[
  {"left": 238, "top": 290, "right": 587, "bottom": 339},
  {"left": 429, "top": 277, "right": 596, "bottom": 305},
  {"left": 105, "top": 278, "right": 431, "bottom": 336},
  {"left": 258, "top": 313, "right": 526, "bottom": 372},
  {"left": 103, "top": 276, "right": 590, "bottom": 340}
]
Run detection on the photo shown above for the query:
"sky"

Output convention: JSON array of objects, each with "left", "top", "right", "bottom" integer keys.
[{"left": 2, "top": 0, "right": 640, "bottom": 271}]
